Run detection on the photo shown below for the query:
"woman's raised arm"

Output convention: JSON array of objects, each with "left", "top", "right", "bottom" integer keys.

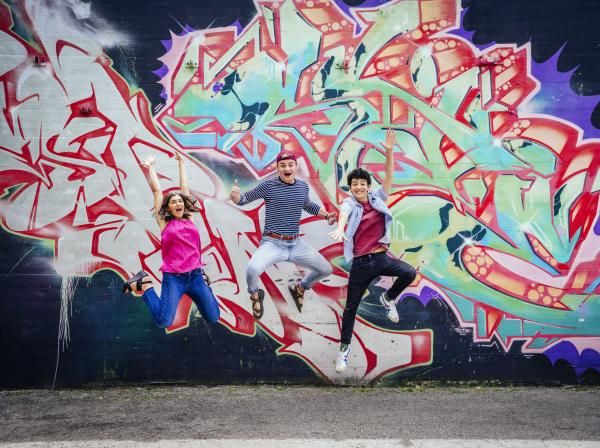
[
  {"left": 141, "top": 155, "right": 164, "bottom": 226},
  {"left": 174, "top": 152, "right": 190, "bottom": 197}
]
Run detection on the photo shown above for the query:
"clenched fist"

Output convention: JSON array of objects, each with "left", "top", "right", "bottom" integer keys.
[{"left": 230, "top": 178, "right": 241, "bottom": 204}]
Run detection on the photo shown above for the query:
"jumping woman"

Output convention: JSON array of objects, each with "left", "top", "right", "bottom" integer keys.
[{"left": 122, "top": 153, "right": 220, "bottom": 328}]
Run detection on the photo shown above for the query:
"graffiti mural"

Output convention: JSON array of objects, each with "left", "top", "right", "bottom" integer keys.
[{"left": 0, "top": 0, "right": 599, "bottom": 386}]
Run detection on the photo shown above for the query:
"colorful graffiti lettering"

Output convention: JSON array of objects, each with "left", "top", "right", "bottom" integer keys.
[{"left": 0, "top": 0, "right": 599, "bottom": 383}]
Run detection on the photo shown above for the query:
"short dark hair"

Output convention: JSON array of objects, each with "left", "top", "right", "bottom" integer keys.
[{"left": 347, "top": 168, "right": 371, "bottom": 186}]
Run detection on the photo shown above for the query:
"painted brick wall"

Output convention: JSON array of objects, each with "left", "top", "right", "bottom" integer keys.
[{"left": 1, "top": 0, "right": 599, "bottom": 387}]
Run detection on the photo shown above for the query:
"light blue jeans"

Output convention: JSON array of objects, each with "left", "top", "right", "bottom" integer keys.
[{"left": 246, "top": 236, "right": 333, "bottom": 293}]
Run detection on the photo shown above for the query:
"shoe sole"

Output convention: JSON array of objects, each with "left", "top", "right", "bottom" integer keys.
[
  {"left": 122, "top": 270, "right": 149, "bottom": 293},
  {"left": 379, "top": 295, "right": 399, "bottom": 323},
  {"left": 250, "top": 289, "right": 265, "bottom": 319},
  {"left": 335, "top": 348, "right": 351, "bottom": 373}
]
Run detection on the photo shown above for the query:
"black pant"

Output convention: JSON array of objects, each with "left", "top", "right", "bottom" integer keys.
[{"left": 340, "top": 251, "right": 416, "bottom": 345}]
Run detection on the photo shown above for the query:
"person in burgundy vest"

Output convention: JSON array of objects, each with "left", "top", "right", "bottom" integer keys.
[
  {"left": 329, "top": 129, "right": 416, "bottom": 373},
  {"left": 122, "top": 153, "right": 220, "bottom": 328}
]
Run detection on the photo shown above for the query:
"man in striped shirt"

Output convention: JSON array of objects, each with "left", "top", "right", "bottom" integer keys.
[{"left": 230, "top": 153, "right": 336, "bottom": 319}]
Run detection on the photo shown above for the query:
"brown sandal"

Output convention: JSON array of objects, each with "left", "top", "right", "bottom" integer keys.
[
  {"left": 288, "top": 283, "right": 304, "bottom": 312},
  {"left": 250, "top": 289, "right": 265, "bottom": 319}
]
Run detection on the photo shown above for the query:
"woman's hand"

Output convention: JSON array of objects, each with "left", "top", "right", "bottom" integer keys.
[
  {"left": 141, "top": 155, "right": 156, "bottom": 167},
  {"left": 174, "top": 152, "right": 184, "bottom": 164}
]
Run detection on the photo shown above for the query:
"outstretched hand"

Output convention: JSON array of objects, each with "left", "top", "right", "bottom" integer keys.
[
  {"left": 326, "top": 213, "right": 338, "bottom": 226},
  {"left": 230, "top": 178, "right": 241, "bottom": 204},
  {"left": 141, "top": 155, "right": 156, "bottom": 167},
  {"left": 328, "top": 227, "right": 348, "bottom": 242},
  {"left": 381, "top": 128, "right": 395, "bottom": 150},
  {"left": 174, "top": 152, "right": 184, "bottom": 163}
]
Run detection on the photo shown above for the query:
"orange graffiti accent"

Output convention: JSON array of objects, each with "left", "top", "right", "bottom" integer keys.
[
  {"left": 462, "top": 246, "right": 569, "bottom": 310},
  {"left": 525, "top": 233, "right": 566, "bottom": 272}
]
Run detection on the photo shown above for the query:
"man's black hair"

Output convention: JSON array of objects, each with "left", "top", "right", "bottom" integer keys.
[{"left": 347, "top": 168, "right": 371, "bottom": 186}]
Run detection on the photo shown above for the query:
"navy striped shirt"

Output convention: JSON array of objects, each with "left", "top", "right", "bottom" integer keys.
[{"left": 238, "top": 177, "right": 321, "bottom": 235}]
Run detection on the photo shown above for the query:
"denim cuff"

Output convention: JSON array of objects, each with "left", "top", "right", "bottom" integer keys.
[{"left": 299, "top": 281, "right": 312, "bottom": 291}]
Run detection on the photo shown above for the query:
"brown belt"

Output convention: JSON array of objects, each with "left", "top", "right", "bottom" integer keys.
[{"left": 265, "top": 232, "right": 298, "bottom": 241}]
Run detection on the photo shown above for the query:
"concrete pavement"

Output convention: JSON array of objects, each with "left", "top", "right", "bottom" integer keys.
[
  {"left": 3, "top": 440, "right": 600, "bottom": 448},
  {"left": 0, "top": 386, "right": 598, "bottom": 445}
]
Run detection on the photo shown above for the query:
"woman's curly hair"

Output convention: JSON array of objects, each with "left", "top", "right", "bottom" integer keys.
[{"left": 158, "top": 191, "right": 200, "bottom": 221}]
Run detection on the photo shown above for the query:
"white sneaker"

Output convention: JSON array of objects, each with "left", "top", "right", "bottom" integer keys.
[
  {"left": 335, "top": 345, "right": 351, "bottom": 373},
  {"left": 379, "top": 293, "right": 399, "bottom": 323}
]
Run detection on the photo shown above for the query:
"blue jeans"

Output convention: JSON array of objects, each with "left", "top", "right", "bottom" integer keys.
[
  {"left": 142, "top": 268, "right": 220, "bottom": 328},
  {"left": 246, "top": 236, "right": 333, "bottom": 293}
]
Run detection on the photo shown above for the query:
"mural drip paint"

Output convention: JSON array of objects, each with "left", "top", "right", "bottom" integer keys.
[{"left": 0, "top": 0, "right": 599, "bottom": 384}]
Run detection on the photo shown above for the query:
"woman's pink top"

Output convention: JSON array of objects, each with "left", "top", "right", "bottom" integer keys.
[{"left": 160, "top": 218, "right": 202, "bottom": 273}]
